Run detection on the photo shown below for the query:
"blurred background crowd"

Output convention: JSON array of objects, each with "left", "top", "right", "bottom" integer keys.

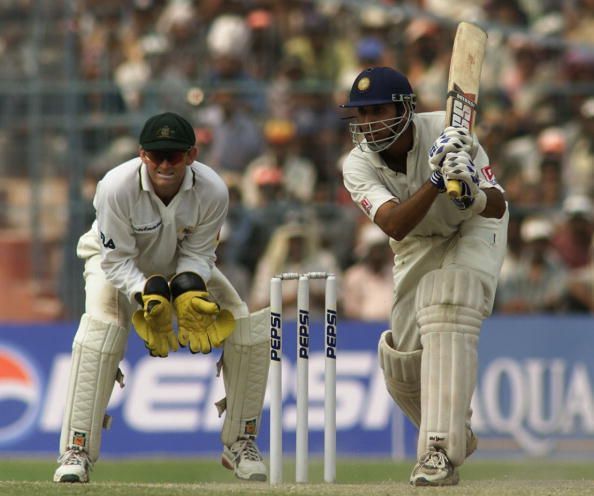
[{"left": 0, "top": 0, "right": 592, "bottom": 320}]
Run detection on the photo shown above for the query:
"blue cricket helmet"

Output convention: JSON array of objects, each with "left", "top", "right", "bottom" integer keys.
[
  {"left": 341, "top": 67, "right": 417, "bottom": 152},
  {"left": 341, "top": 66, "right": 416, "bottom": 108}
]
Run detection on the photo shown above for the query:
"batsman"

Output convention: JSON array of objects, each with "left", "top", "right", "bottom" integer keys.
[
  {"left": 53, "top": 112, "right": 269, "bottom": 483},
  {"left": 341, "top": 66, "right": 508, "bottom": 486}
]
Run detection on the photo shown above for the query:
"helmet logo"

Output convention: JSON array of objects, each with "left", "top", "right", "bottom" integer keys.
[
  {"left": 357, "top": 77, "right": 371, "bottom": 92},
  {"left": 156, "top": 126, "right": 174, "bottom": 139}
]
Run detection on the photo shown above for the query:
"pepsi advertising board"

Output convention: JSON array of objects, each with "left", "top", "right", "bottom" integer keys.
[{"left": 0, "top": 316, "right": 593, "bottom": 459}]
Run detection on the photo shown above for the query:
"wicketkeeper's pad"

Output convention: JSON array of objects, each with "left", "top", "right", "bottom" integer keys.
[
  {"left": 416, "top": 268, "right": 483, "bottom": 466},
  {"left": 59, "top": 314, "right": 128, "bottom": 462},
  {"left": 217, "top": 308, "right": 269, "bottom": 446}
]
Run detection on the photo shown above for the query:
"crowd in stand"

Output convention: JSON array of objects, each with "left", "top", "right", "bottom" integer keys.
[{"left": 0, "top": 0, "right": 592, "bottom": 317}]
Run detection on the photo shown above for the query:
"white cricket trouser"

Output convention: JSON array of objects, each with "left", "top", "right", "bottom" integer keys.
[{"left": 390, "top": 211, "right": 508, "bottom": 351}]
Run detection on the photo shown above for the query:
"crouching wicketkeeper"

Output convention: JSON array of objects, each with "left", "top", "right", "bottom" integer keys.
[{"left": 54, "top": 112, "right": 270, "bottom": 483}]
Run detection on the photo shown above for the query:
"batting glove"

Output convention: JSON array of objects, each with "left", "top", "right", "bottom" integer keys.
[
  {"left": 171, "top": 272, "right": 236, "bottom": 354},
  {"left": 132, "top": 275, "right": 178, "bottom": 358},
  {"left": 429, "top": 170, "right": 446, "bottom": 193},
  {"left": 442, "top": 151, "right": 486, "bottom": 213},
  {"left": 428, "top": 125, "right": 476, "bottom": 171}
]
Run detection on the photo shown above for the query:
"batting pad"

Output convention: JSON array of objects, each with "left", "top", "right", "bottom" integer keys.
[
  {"left": 220, "top": 308, "right": 269, "bottom": 446},
  {"left": 59, "top": 314, "right": 129, "bottom": 462},
  {"left": 378, "top": 330, "right": 422, "bottom": 428},
  {"left": 416, "top": 268, "right": 483, "bottom": 466}
]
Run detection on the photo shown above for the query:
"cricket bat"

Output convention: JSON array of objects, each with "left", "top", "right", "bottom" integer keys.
[{"left": 445, "top": 22, "right": 487, "bottom": 198}]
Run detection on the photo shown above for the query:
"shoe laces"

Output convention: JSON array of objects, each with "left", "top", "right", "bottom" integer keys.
[
  {"left": 58, "top": 446, "right": 92, "bottom": 468},
  {"left": 421, "top": 448, "right": 448, "bottom": 470},
  {"left": 233, "top": 438, "right": 263, "bottom": 462}
]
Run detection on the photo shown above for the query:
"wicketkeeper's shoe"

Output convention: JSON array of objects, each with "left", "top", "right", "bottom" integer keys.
[
  {"left": 53, "top": 446, "right": 92, "bottom": 483},
  {"left": 222, "top": 437, "right": 267, "bottom": 481},
  {"left": 410, "top": 447, "right": 459, "bottom": 487}
]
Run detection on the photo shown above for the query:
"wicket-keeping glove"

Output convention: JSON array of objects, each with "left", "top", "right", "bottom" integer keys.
[
  {"left": 428, "top": 125, "right": 476, "bottom": 170},
  {"left": 171, "top": 272, "right": 236, "bottom": 354},
  {"left": 132, "top": 275, "right": 178, "bottom": 358}
]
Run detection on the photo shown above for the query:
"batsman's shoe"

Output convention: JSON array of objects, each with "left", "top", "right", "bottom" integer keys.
[
  {"left": 410, "top": 447, "right": 459, "bottom": 487},
  {"left": 466, "top": 428, "right": 478, "bottom": 459},
  {"left": 53, "top": 447, "right": 92, "bottom": 483},
  {"left": 222, "top": 437, "right": 267, "bottom": 481}
]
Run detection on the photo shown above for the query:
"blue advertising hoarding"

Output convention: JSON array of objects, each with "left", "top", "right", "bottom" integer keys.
[
  {"left": 0, "top": 316, "right": 593, "bottom": 459},
  {"left": 473, "top": 316, "right": 594, "bottom": 459}
]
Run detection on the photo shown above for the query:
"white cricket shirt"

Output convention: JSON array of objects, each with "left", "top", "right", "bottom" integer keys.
[
  {"left": 343, "top": 111, "right": 502, "bottom": 241},
  {"left": 77, "top": 158, "right": 229, "bottom": 300}
]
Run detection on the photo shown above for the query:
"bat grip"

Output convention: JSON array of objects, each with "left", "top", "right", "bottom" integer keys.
[{"left": 446, "top": 179, "right": 462, "bottom": 198}]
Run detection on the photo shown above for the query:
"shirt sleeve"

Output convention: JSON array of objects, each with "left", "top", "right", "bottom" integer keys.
[
  {"left": 95, "top": 181, "right": 147, "bottom": 300},
  {"left": 343, "top": 156, "right": 398, "bottom": 222},
  {"left": 474, "top": 144, "right": 505, "bottom": 193}
]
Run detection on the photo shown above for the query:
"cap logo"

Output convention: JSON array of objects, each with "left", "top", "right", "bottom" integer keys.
[
  {"left": 357, "top": 77, "right": 371, "bottom": 92},
  {"left": 156, "top": 126, "right": 175, "bottom": 139}
]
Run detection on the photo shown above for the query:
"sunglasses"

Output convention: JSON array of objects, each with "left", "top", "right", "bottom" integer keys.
[{"left": 145, "top": 149, "right": 189, "bottom": 164}]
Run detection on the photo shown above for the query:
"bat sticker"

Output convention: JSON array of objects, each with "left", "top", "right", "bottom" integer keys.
[{"left": 448, "top": 85, "right": 477, "bottom": 130}]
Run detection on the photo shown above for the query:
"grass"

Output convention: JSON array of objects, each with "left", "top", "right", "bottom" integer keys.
[{"left": 0, "top": 458, "right": 592, "bottom": 495}]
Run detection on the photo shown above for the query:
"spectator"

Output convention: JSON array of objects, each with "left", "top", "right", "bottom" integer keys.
[
  {"left": 113, "top": 37, "right": 151, "bottom": 111},
  {"left": 153, "top": 0, "right": 201, "bottom": 81},
  {"left": 242, "top": 118, "right": 317, "bottom": 207},
  {"left": 500, "top": 126, "right": 566, "bottom": 210},
  {"left": 292, "top": 83, "right": 343, "bottom": 183},
  {"left": 206, "top": 14, "right": 265, "bottom": 112},
  {"left": 246, "top": 8, "right": 283, "bottom": 80},
  {"left": 249, "top": 222, "right": 341, "bottom": 317},
  {"left": 216, "top": 222, "right": 252, "bottom": 303},
  {"left": 342, "top": 223, "right": 393, "bottom": 320},
  {"left": 283, "top": 10, "right": 353, "bottom": 83},
  {"left": 306, "top": 181, "right": 359, "bottom": 270},
  {"left": 266, "top": 54, "right": 307, "bottom": 119},
  {"left": 500, "top": 35, "right": 557, "bottom": 129},
  {"left": 218, "top": 173, "right": 256, "bottom": 269},
  {"left": 565, "top": 246, "right": 594, "bottom": 312},
  {"left": 551, "top": 195, "right": 594, "bottom": 269},
  {"left": 497, "top": 217, "right": 568, "bottom": 313},
  {"left": 199, "top": 87, "right": 264, "bottom": 173},
  {"left": 565, "top": 98, "right": 594, "bottom": 197},
  {"left": 239, "top": 165, "right": 297, "bottom": 274},
  {"left": 401, "top": 18, "right": 450, "bottom": 111},
  {"left": 561, "top": 49, "right": 594, "bottom": 119},
  {"left": 337, "top": 36, "right": 388, "bottom": 96},
  {"left": 565, "top": 0, "right": 594, "bottom": 44}
]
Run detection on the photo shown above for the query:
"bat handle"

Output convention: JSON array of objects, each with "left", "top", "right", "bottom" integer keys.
[{"left": 446, "top": 179, "right": 462, "bottom": 198}]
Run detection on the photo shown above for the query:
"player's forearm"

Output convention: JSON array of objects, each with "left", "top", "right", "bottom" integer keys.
[
  {"left": 100, "top": 255, "right": 146, "bottom": 302},
  {"left": 374, "top": 181, "right": 439, "bottom": 241},
  {"left": 479, "top": 188, "right": 506, "bottom": 219}
]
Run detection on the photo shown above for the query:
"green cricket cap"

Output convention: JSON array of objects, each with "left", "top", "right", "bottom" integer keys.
[{"left": 139, "top": 112, "right": 196, "bottom": 151}]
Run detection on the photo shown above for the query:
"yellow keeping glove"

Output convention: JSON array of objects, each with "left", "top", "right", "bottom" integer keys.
[
  {"left": 131, "top": 276, "right": 178, "bottom": 358},
  {"left": 173, "top": 290, "right": 236, "bottom": 354}
]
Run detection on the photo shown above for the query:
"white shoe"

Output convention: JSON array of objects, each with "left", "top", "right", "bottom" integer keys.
[
  {"left": 466, "top": 427, "right": 478, "bottom": 459},
  {"left": 53, "top": 447, "right": 92, "bottom": 483},
  {"left": 222, "top": 437, "right": 267, "bottom": 481},
  {"left": 410, "top": 447, "right": 459, "bottom": 486}
]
